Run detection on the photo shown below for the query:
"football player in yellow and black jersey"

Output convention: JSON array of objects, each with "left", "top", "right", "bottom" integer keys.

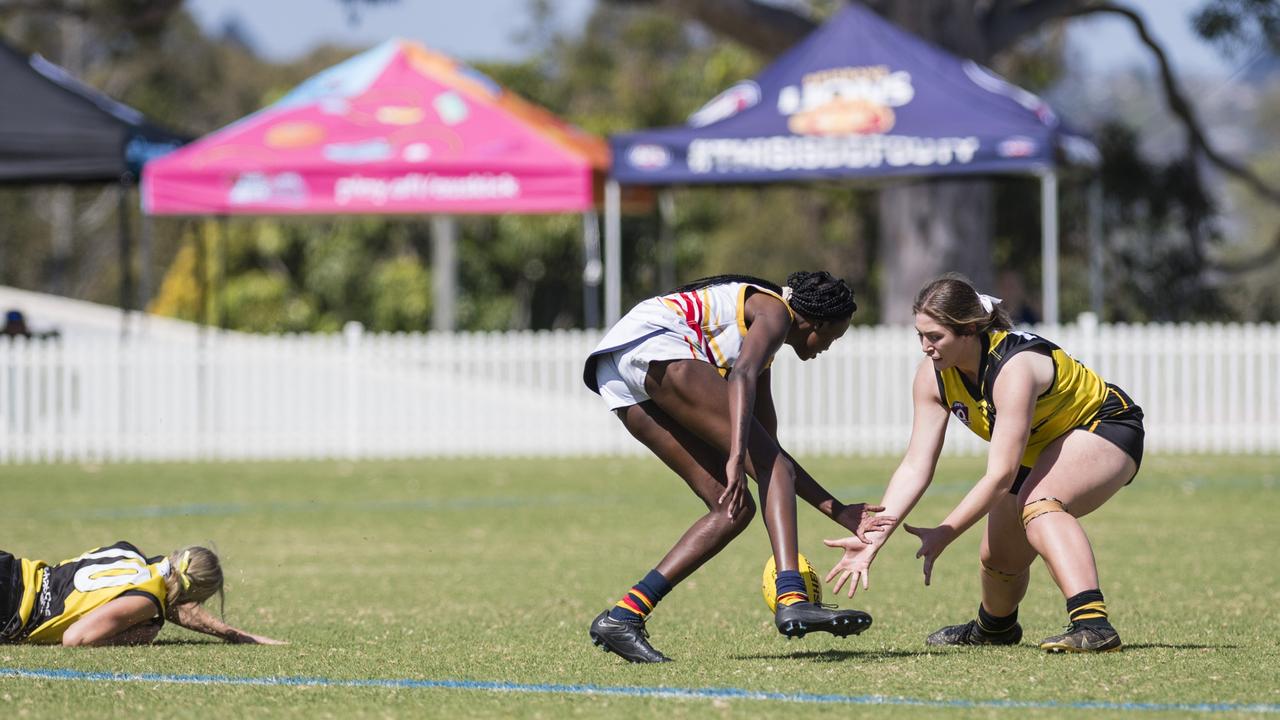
[
  {"left": 1, "top": 541, "right": 284, "bottom": 646},
  {"left": 824, "top": 274, "right": 1143, "bottom": 653}
]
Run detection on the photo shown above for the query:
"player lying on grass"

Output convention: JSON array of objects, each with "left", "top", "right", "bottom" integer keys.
[
  {"left": 1, "top": 541, "right": 284, "bottom": 646},
  {"left": 583, "top": 272, "right": 894, "bottom": 663},
  {"left": 824, "top": 274, "right": 1144, "bottom": 653}
]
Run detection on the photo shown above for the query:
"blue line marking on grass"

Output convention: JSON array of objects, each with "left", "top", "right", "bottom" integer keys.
[{"left": 3, "top": 668, "right": 1277, "bottom": 714}]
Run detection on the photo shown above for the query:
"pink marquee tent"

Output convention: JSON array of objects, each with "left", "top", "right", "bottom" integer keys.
[
  {"left": 142, "top": 39, "right": 608, "bottom": 215},
  {"left": 141, "top": 39, "right": 611, "bottom": 328}
]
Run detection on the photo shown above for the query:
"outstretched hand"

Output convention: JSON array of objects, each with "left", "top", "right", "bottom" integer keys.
[
  {"left": 835, "top": 502, "right": 897, "bottom": 543},
  {"left": 822, "top": 535, "right": 878, "bottom": 598},
  {"left": 902, "top": 524, "right": 957, "bottom": 586},
  {"left": 231, "top": 632, "right": 288, "bottom": 645}
]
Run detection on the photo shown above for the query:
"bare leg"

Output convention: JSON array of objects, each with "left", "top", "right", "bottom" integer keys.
[
  {"left": 616, "top": 401, "right": 756, "bottom": 584},
  {"left": 643, "top": 359, "right": 799, "bottom": 573},
  {"left": 1018, "top": 430, "right": 1137, "bottom": 599},
  {"left": 978, "top": 494, "right": 1036, "bottom": 617}
]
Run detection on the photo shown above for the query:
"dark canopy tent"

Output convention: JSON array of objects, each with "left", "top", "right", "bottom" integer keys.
[
  {"left": 606, "top": 2, "right": 1099, "bottom": 324},
  {"left": 0, "top": 37, "right": 187, "bottom": 315},
  {"left": 0, "top": 38, "right": 185, "bottom": 182}
]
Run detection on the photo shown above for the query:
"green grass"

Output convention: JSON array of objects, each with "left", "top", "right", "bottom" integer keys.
[{"left": 1, "top": 454, "right": 1277, "bottom": 719}]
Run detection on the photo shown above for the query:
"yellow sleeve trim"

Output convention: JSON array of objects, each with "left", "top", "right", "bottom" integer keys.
[{"left": 737, "top": 284, "right": 792, "bottom": 338}]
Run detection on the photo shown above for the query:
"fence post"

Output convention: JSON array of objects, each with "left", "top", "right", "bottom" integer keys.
[{"left": 344, "top": 321, "right": 363, "bottom": 461}]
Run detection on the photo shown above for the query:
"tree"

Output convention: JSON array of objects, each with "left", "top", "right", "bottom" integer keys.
[{"left": 602, "top": 0, "right": 1280, "bottom": 321}]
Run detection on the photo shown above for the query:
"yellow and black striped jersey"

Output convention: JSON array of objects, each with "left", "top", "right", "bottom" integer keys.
[
  {"left": 17, "top": 541, "right": 169, "bottom": 644},
  {"left": 936, "top": 330, "right": 1109, "bottom": 468}
]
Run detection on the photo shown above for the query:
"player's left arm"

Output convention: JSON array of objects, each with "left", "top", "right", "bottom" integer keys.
[
  {"left": 62, "top": 594, "right": 161, "bottom": 647},
  {"left": 168, "top": 601, "right": 287, "bottom": 645}
]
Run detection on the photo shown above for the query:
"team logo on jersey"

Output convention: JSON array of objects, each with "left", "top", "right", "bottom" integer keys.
[{"left": 950, "top": 401, "right": 971, "bottom": 426}]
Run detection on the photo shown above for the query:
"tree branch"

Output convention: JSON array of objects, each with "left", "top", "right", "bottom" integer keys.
[
  {"left": 0, "top": 0, "right": 89, "bottom": 19},
  {"left": 1072, "top": 2, "right": 1280, "bottom": 273},
  {"left": 603, "top": 0, "right": 816, "bottom": 58},
  {"left": 985, "top": 0, "right": 1094, "bottom": 54},
  {"left": 1073, "top": 3, "right": 1280, "bottom": 205}
]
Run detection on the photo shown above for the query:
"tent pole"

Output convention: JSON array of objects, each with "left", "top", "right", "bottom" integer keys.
[
  {"left": 431, "top": 215, "right": 458, "bottom": 332},
  {"left": 194, "top": 220, "right": 208, "bottom": 330},
  {"left": 657, "top": 189, "right": 676, "bottom": 291},
  {"left": 605, "top": 180, "right": 622, "bottom": 327},
  {"left": 217, "top": 216, "right": 228, "bottom": 331},
  {"left": 581, "top": 211, "right": 602, "bottom": 330},
  {"left": 1040, "top": 170, "right": 1059, "bottom": 325},
  {"left": 1088, "top": 178, "right": 1104, "bottom": 319},
  {"left": 117, "top": 178, "right": 134, "bottom": 338},
  {"left": 139, "top": 214, "right": 153, "bottom": 316}
]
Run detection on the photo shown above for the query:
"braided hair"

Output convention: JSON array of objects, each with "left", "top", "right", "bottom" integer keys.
[
  {"left": 785, "top": 271, "right": 857, "bottom": 322},
  {"left": 668, "top": 272, "right": 855, "bottom": 322}
]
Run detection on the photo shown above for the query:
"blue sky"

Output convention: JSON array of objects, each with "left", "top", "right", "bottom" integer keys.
[{"left": 186, "top": 0, "right": 1236, "bottom": 79}]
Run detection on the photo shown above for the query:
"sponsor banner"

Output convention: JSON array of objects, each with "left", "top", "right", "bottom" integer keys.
[
  {"left": 334, "top": 173, "right": 520, "bottom": 206},
  {"left": 686, "top": 134, "right": 981, "bottom": 174}
]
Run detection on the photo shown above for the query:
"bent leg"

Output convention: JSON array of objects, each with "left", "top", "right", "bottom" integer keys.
[
  {"left": 979, "top": 494, "right": 1037, "bottom": 617},
  {"left": 643, "top": 359, "right": 797, "bottom": 572},
  {"left": 616, "top": 401, "right": 757, "bottom": 585},
  {"left": 1018, "top": 430, "right": 1137, "bottom": 598}
]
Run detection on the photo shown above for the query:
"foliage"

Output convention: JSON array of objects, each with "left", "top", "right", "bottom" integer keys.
[{"left": 2, "top": 0, "right": 1278, "bottom": 328}]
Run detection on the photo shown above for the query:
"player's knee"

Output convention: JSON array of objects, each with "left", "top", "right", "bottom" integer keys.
[
  {"left": 1021, "top": 496, "right": 1068, "bottom": 529},
  {"left": 711, "top": 496, "right": 755, "bottom": 535},
  {"left": 980, "top": 558, "right": 1027, "bottom": 584}
]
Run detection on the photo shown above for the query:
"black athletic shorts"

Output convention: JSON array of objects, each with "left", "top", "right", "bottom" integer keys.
[
  {"left": 0, "top": 551, "right": 24, "bottom": 642},
  {"left": 1009, "top": 383, "right": 1145, "bottom": 496}
]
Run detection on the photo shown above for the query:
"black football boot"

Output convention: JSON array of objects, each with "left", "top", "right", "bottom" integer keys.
[
  {"left": 774, "top": 602, "right": 872, "bottom": 639},
  {"left": 926, "top": 619, "right": 1023, "bottom": 646},
  {"left": 589, "top": 611, "right": 671, "bottom": 663}
]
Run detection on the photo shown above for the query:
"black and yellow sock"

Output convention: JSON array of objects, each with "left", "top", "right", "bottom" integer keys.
[
  {"left": 1066, "top": 589, "right": 1110, "bottom": 628},
  {"left": 976, "top": 603, "right": 1018, "bottom": 634}
]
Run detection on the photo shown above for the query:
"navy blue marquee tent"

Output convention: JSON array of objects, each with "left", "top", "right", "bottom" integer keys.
[{"left": 602, "top": 2, "right": 1099, "bottom": 325}]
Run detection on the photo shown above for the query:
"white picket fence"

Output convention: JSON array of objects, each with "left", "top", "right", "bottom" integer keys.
[{"left": 2, "top": 317, "right": 1278, "bottom": 463}]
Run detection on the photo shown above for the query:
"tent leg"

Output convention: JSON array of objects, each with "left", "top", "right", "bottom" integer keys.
[
  {"left": 140, "top": 213, "right": 153, "bottom": 311},
  {"left": 118, "top": 180, "right": 134, "bottom": 338},
  {"left": 217, "top": 216, "right": 228, "bottom": 331},
  {"left": 657, "top": 189, "right": 676, "bottom": 291},
  {"left": 581, "top": 211, "right": 602, "bottom": 330},
  {"left": 1040, "top": 171, "right": 1059, "bottom": 325},
  {"left": 605, "top": 180, "right": 622, "bottom": 327},
  {"left": 431, "top": 215, "right": 458, "bottom": 332},
  {"left": 194, "top": 220, "right": 209, "bottom": 331},
  {"left": 1088, "top": 179, "right": 1104, "bottom": 319}
]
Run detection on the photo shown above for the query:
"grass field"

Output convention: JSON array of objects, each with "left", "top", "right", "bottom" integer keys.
[{"left": 1, "top": 454, "right": 1277, "bottom": 719}]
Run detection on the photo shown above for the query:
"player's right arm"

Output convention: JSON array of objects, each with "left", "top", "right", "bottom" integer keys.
[
  {"left": 61, "top": 594, "right": 160, "bottom": 647},
  {"left": 824, "top": 359, "right": 949, "bottom": 595}
]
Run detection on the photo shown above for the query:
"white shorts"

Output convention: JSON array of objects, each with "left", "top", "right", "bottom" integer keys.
[{"left": 591, "top": 330, "right": 704, "bottom": 410}]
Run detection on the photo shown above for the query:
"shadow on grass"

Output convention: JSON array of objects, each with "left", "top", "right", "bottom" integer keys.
[
  {"left": 1119, "top": 643, "right": 1240, "bottom": 651},
  {"left": 730, "top": 649, "right": 930, "bottom": 662},
  {"left": 149, "top": 639, "right": 225, "bottom": 646}
]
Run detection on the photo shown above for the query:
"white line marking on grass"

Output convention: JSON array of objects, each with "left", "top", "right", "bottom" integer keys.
[{"left": 2, "top": 668, "right": 1277, "bottom": 714}]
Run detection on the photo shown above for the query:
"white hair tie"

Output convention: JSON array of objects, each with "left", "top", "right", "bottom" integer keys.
[
  {"left": 781, "top": 286, "right": 794, "bottom": 302},
  {"left": 977, "top": 293, "right": 1003, "bottom": 314}
]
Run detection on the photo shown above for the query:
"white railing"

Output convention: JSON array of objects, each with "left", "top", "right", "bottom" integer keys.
[{"left": 2, "top": 318, "right": 1278, "bottom": 463}]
